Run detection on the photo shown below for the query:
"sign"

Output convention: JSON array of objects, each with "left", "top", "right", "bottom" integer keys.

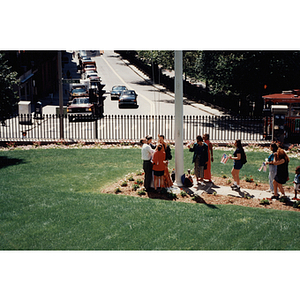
[{"left": 62, "top": 79, "right": 80, "bottom": 84}]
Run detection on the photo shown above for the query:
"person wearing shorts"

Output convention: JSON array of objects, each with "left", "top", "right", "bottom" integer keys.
[
  {"left": 229, "top": 139, "right": 246, "bottom": 190},
  {"left": 188, "top": 135, "right": 208, "bottom": 186}
]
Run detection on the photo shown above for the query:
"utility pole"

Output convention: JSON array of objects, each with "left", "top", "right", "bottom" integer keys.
[
  {"left": 58, "top": 51, "right": 64, "bottom": 139},
  {"left": 174, "top": 51, "right": 184, "bottom": 186}
]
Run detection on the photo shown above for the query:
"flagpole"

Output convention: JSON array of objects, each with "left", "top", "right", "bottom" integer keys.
[{"left": 174, "top": 51, "right": 184, "bottom": 186}]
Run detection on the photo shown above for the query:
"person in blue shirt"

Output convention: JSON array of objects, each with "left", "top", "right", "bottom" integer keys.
[
  {"left": 293, "top": 166, "right": 300, "bottom": 200},
  {"left": 267, "top": 143, "right": 278, "bottom": 193}
]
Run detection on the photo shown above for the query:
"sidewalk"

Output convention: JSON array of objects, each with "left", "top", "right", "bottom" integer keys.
[{"left": 170, "top": 179, "right": 294, "bottom": 201}]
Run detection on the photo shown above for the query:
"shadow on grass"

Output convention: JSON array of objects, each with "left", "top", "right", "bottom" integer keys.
[
  {"left": 146, "top": 187, "right": 218, "bottom": 209},
  {"left": 0, "top": 156, "right": 26, "bottom": 169}
]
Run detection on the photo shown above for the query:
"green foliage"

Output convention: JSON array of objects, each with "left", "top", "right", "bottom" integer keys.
[
  {"left": 260, "top": 199, "right": 270, "bottom": 205},
  {"left": 137, "top": 190, "right": 146, "bottom": 196},
  {"left": 0, "top": 52, "right": 19, "bottom": 120},
  {"left": 132, "top": 184, "right": 140, "bottom": 191}
]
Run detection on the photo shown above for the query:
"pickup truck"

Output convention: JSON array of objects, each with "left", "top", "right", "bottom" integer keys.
[{"left": 67, "top": 97, "right": 95, "bottom": 121}]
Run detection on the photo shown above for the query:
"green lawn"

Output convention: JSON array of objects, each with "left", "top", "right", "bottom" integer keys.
[{"left": 0, "top": 147, "right": 299, "bottom": 250}]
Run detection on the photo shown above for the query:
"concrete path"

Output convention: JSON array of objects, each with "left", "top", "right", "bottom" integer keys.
[{"left": 170, "top": 179, "right": 294, "bottom": 201}]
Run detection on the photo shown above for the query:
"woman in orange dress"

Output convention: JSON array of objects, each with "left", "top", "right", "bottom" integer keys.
[
  {"left": 158, "top": 134, "right": 173, "bottom": 188},
  {"left": 203, "top": 133, "right": 213, "bottom": 182}
]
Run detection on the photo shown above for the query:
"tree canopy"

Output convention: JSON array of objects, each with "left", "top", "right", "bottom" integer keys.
[
  {"left": 136, "top": 50, "right": 300, "bottom": 105},
  {"left": 0, "top": 52, "right": 19, "bottom": 121}
]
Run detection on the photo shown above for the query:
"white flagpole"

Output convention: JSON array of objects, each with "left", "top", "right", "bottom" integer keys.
[{"left": 174, "top": 50, "right": 184, "bottom": 186}]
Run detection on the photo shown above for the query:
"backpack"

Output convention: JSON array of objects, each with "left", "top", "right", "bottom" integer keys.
[
  {"left": 241, "top": 152, "right": 247, "bottom": 164},
  {"left": 166, "top": 145, "right": 172, "bottom": 160}
]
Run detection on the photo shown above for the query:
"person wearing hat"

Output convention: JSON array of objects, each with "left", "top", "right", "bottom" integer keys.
[{"left": 141, "top": 135, "right": 154, "bottom": 191}]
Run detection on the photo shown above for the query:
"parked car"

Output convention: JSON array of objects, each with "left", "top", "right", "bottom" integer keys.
[
  {"left": 69, "top": 85, "right": 89, "bottom": 101},
  {"left": 111, "top": 85, "right": 127, "bottom": 100},
  {"left": 67, "top": 97, "right": 95, "bottom": 121},
  {"left": 83, "top": 64, "right": 97, "bottom": 73},
  {"left": 118, "top": 90, "right": 138, "bottom": 108}
]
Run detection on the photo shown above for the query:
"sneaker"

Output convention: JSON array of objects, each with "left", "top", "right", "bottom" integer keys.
[
  {"left": 271, "top": 195, "right": 279, "bottom": 200},
  {"left": 198, "top": 181, "right": 205, "bottom": 186},
  {"left": 231, "top": 184, "right": 237, "bottom": 189}
]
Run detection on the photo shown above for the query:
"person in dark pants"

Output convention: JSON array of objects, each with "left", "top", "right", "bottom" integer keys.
[
  {"left": 141, "top": 136, "right": 154, "bottom": 192},
  {"left": 188, "top": 135, "right": 208, "bottom": 186}
]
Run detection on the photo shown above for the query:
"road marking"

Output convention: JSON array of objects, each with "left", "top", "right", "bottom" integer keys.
[{"left": 102, "top": 55, "right": 155, "bottom": 114}]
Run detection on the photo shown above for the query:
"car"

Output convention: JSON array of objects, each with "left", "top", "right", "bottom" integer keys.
[
  {"left": 111, "top": 85, "right": 127, "bottom": 100},
  {"left": 67, "top": 97, "right": 95, "bottom": 121},
  {"left": 118, "top": 90, "right": 138, "bottom": 108},
  {"left": 83, "top": 64, "right": 97, "bottom": 73},
  {"left": 69, "top": 86, "right": 89, "bottom": 101},
  {"left": 83, "top": 70, "right": 98, "bottom": 80}
]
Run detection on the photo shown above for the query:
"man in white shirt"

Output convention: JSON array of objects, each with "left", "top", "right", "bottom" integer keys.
[{"left": 141, "top": 135, "right": 154, "bottom": 191}]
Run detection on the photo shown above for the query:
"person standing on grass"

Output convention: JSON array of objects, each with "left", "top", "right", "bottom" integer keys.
[
  {"left": 158, "top": 134, "right": 173, "bottom": 188},
  {"left": 229, "top": 139, "right": 247, "bottom": 190},
  {"left": 141, "top": 135, "right": 154, "bottom": 192},
  {"left": 188, "top": 135, "right": 208, "bottom": 186},
  {"left": 152, "top": 143, "right": 167, "bottom": 190},
  {"left": 203, "top": 133, "right": 213, "bottom": 183},
  {"left": 267, "top": 148, "right": 289, "bottom": 200},
  {"left": 266, "top": 143, "right": 278, "bottom": 193}
]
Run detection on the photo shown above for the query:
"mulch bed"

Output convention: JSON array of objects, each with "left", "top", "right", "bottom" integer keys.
[{"left": 102, "top": 173, "right": 300, "bottom": 212}]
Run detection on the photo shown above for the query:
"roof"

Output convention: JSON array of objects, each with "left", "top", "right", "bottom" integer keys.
[{"left": 263, "top": 90, "right": 300, "bottom": 101}]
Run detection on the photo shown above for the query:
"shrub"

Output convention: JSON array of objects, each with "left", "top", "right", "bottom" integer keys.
[
  {"left": 128, "top": 176, "right": 134, "bottom": 181},
  {"left": 137, "top": 190, "right": 146, "bottom": 196},
  {"left": 293, "top": 200, "right": 300, "bottom": 208},
  {"left": 167, "top": 192, "right": 177, "bottom": 200},
  {"left": 135, "top": 179, "right": 143, "bottom": 185},
  {"left": 260, "top": 198, "right": 270, "bottom": 205},
  {"left": 180, "top": 191, "right": 187, "bottom": 197},
  {"left": 121, "top": 181, "right": 128, "bottom": 187},
  {"left": 245, "top": 176, "right": 254, "bottom": 183},
  {"left": 114, "top": 187, "right": 121, "bottom": 194},
  {"left": 136, "top": 170, "right": 143, "bottom": 176},
  {"left": 132, "top": 184, "right": 140, "bottom": 191}
]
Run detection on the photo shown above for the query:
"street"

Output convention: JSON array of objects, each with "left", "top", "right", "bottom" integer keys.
[{"left": 70, "top": 50, "right": 224, "bottom": 117}]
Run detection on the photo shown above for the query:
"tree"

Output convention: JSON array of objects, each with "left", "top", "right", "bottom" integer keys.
[{"left": 0, "top": 52, "right": 19, "bottom": 122}]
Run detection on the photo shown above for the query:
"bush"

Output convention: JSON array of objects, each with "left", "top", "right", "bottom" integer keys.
[
  {"left": 128, "top": 176, "right": 134, "bottom": 181},
  {"left": 293, "top": 200, "right": 300, "bottom": 208},
  {"left": 121, "top": 181, "right": 128, "bottom": 187},
  {"left": 132, "top": 184, "right": 140, "bottom": 191},
  {"left": 114, "top": 187, "right": 122, "bottom": 194},
  {"left": 135, "top": 179, "right": 143, "bottom": 185},
  {"left": 137, "top": 190, "right": 146, "bottom": 196},
  {"left": 180, "top": 191, "right": 187, "bottom": 197},
  {"left": 167, "top": 192, "right": 177, "bottom": 200},
  {"left": 260, "top": 198, "right": 270, "bottom": 205}
]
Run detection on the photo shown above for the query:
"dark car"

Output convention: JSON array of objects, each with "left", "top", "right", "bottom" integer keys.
[
  {"left": 111, "top": 85, "right": 127, "bottom": 100},
  {"left": 118, "top": 90, "right": 138, "bottom": 108}
]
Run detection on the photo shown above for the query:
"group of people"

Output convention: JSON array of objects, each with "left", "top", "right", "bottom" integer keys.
[
  {"left": 140, "top": 133, "right": 300, "bottom": 200},
  {"left": 140, "top": 134, "right": 173, "bottom": 192}
]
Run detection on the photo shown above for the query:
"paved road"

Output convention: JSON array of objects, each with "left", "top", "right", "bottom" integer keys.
[{"left": 72, "top": 50, "right": 225, "bottom": 117}]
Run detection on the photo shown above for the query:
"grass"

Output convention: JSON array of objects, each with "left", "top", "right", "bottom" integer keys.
[{"left": 1, "top": 147, "right": 300, "bottom": 250}]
